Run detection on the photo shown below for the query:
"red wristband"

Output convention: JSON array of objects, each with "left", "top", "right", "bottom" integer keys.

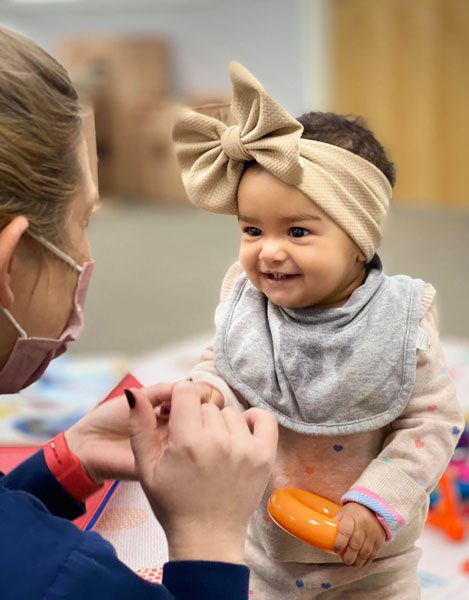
[{"left": 43, "top": 431, "right": 102, "bottom": 502}]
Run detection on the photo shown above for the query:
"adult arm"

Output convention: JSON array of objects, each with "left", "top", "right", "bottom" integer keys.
[
  {"left": 1, "top": 448, "right": 85, "bottom": 520},
  {"left": 0, "top": 482, "right": 248, "bottom": 600}
]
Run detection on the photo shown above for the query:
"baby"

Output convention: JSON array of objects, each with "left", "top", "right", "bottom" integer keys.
[{"left": 173, "top": 63, "right": 464, "bottom": 599}]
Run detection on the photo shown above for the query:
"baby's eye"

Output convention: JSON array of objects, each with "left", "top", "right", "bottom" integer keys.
[
  {"left": 289, "top": 227, "right": 310, "bottom": 238},
  {"left": 242, "top": 226, "right": 262, "bottom": 237}
]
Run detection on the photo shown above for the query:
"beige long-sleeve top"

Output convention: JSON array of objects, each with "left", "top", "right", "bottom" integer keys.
[{"left": 190, "top": 262, "right": 464, "bottom": 563}]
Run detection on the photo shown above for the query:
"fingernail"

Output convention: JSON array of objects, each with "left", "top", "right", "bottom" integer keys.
[{"left": 124, "top": 388, "right": 136, "bottom": 409}]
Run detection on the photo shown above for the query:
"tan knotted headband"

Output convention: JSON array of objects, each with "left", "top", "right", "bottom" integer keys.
[{"left": 173, "top": 62, "right": 392, "bottom": 261}]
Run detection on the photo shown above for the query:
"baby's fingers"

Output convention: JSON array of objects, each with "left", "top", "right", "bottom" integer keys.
[
  {"left": 341, "top": 527, "right": 366, "bottom": 566},
  {"left": 353, "top": 537, "right": 374, "bottom": 568},
  {"left": 194, "top": 382, "right": 224, "bottom": 408},
  {"left": 363, "top": 539, "right": 385, "bottom": 567},
  {"left": 334, "top": 512, "right": 367, "bottom": 566},
  {"left": 333, "top": 512, "right": 355, "bottom": 555}
]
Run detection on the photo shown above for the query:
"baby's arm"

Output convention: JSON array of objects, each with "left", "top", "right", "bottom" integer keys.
[
  {"left": 188, "top": 262, "right": 245, "bottom": 408},
  {"left": 339, "top": 286, "right": 464, "bottom": 548},
  {"left": 189, "top": 342, "right": 237, "bottom": 408}
]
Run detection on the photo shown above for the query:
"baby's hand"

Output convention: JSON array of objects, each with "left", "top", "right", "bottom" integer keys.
[
  {"left": 193, "top": 381, "right": 225, "bottom": 409},
  {"left": 333, "top": 502, "right": 386, "bottom": 567},
  {"left": 157, "top": 381, "right": 224, "bottom": 420}
]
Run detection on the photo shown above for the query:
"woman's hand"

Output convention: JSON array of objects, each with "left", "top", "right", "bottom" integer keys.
[
  {"left": 157, "top": 381, "right": 225, "bottom": 422},
  {"left": 64, "top": 383, "right": 173, "bottom": 484},
  {"left": 128, "top": 381, "right": 278, "bottom": 564}
]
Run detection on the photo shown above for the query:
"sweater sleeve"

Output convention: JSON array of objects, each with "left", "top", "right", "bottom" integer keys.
[
  {"left": 0, "top": 478, "right": 249, "bottom": 600},
  {"left": 341, "top": 285, "right": 465, "bottom": 540},
  {"left": 46, "top": 534, "right": 250, "bottom": 600},
  {"left": 189, "top": 262, "right": 244, "bottom": 407},
  {"left": 1, "top": 448, "right": 85, "bottom": 520}
]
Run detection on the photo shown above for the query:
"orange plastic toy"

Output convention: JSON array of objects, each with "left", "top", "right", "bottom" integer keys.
[
  {"left": 268, "top": 488, "right": 341, "bottom": 552},
  {"left": 427, "top": 469, "right": 467, "bottom": 541}
]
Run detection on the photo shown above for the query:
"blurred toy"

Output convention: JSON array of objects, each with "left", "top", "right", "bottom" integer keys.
[
  {"left": 268, "top": 488, "right": 340, "bottom": 552},
  {"left": 427, "top": 422, "right": 469, "bottom": 541},
  {"left": 427, "top": 469, "right": 466, "bottom": 541},
  {"left": 462, "top": 558, "right": 469, "bottom": 576}
]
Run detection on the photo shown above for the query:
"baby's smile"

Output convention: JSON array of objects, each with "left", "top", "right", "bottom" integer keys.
[{"left": 261, "top": 271, "right": 301, "bottom": 282}]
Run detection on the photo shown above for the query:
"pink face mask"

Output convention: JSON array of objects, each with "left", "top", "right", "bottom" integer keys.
[{"left": 0, "top": 231, "right": 94, "bottom": 394}]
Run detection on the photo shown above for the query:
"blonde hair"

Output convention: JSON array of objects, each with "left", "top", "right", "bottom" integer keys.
[{"left": 0, "top": 26, "right": 83, "bottom": 245}]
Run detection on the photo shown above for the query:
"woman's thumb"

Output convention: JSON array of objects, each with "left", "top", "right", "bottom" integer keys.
[{"left": 125, "top": 388, "right": 161, "bottom": 478}]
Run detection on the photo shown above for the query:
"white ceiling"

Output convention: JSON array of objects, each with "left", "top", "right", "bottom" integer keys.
[{"left": 0, "top": 0, "right": 223, "bottom": 14}]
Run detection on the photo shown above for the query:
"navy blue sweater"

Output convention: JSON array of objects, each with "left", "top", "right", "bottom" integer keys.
[{"left": 0, "top": 450, "right": 249, "bottom": 599}]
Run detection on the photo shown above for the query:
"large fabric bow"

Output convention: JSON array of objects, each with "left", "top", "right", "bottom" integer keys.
[
  {"left": 173, "top": 62, "right": 392, "bottom": 261},
  {"left": 173, "top": 62, "right": 304, "bottom": 215}
]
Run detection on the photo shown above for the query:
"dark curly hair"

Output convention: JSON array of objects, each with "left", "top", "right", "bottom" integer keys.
[{"left": 296, "top": 112, "right": 396, "bottom": 187}]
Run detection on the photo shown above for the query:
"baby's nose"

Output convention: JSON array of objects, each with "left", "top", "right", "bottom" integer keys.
[{"left": 259, "top": 238, "right": 288, "bottom": 262}]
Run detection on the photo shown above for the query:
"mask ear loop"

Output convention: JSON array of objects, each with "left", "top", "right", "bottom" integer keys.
[
  {"left": 26, "top": 230, "right": 84, "bottom": 273},
  {"left": 0, "top": 305, "right": 27, "bottom": 338},
  {"left": 0, "top": 230, "right": 85, "bottom": 339}
]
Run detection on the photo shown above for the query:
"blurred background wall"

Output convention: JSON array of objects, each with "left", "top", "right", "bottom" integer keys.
[
  {"left": 0, "top": 0, "right": 468, "bottom": 356},
  {"left": 331, "top": 0, "right": 469, "bottom": 207},
  {"left": 0, "top": 0, "right": 328, "bottom": 115}
]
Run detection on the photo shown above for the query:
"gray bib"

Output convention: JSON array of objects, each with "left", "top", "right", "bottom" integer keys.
[{"left": 214, "top": 258, "right": 426, "bottom": 435}]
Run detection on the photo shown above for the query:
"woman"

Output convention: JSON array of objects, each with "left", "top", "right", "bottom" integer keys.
[{"left": 0, "top": 25, "right": 278, "bottom": 600}]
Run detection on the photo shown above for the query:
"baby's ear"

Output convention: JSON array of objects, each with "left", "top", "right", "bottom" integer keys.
[{"left": 356, "top": 249, "right": 366, "bottom": 263}]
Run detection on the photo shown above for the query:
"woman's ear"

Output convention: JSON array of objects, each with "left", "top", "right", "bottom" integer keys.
[{"left": 0, "top": 217, "right": 29, "bottom": 309}]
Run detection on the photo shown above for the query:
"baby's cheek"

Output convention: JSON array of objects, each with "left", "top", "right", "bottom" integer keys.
[
  {"left": 237, "top": 246, "right": 249, "bottom": 269},
  {"left": 238, "top": 248, "right": 257, "bottom": 278}
]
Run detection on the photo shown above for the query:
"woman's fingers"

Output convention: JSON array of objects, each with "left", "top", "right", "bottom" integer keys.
[
  {"left": 142, "top": 382, "right": 174, "bottom": 407},
  {"left": 127, "top": 388, "right": 162, "bottom": 480},
  {"left": 167, "top": 380, "right": 203, "bottom": 438},
  {"left": 201, "top": 402, "right": 229, "bottom": 435},
  {"left": 243, "top": 407, "right": 279, "bottom": 454},
  {"left": 205, "top": 405, "right": 278, "bottom": 456},
  {"left": 220, "top": 406, "right": 251, "bottom": 439}
]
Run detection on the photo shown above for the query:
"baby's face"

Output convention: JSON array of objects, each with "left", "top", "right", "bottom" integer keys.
[{"left": 237, "top": 165, "right": 366, "bottom": 309}]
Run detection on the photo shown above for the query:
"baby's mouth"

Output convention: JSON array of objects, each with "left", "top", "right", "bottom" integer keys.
[{"left": 262, "top": 272, "right": 300, "bottom": 281}]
